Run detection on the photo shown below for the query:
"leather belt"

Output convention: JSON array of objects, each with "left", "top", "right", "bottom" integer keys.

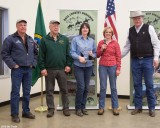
[{"left": 133, "top": 56, "right": 153, "bottom": 59}]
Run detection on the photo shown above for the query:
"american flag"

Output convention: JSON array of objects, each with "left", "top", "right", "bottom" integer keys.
[{"left": 104, "top": 0, "right": 118, "bottom": 41}]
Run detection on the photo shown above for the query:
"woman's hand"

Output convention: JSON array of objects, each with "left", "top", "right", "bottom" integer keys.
[
  {"left": 101, "top": 44, "right": 107, "bottom": 51},
  {"left": 88, "top": 51, "right": 93, "bottom": 57},
  {"left": 79, "top": 56, "right": 86, "bottom": 63},
  {"left": 116, "top": 70, "right": 120, "bottom": 76}
]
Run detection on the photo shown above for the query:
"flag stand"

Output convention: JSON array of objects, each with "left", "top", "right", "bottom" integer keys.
[{"left": 35, "top": 76, "right": 48, "bottom": 112}]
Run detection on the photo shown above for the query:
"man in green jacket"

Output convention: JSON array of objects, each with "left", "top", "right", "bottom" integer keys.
[{"left": 38, "top": 20, "right": 72, "bottom": 117}]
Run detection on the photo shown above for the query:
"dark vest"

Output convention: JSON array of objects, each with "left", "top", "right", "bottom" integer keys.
[{"left": 129, "top": 24, "right": 153, "bottom": 58}]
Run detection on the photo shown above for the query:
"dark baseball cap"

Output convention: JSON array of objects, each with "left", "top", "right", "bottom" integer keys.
[
  {"left": 16, "top": 19, "right": 27, "bottom": 24},
  {"left": 49, "top": 20, "right": 60, "bottom": 24}
]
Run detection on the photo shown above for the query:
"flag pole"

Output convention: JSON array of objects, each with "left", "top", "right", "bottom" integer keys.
[
  {"left": 35, "top": 76, "right": 47, "bottom": 112},
  {"left": 105, "top": 0, "right": 122, "bottom": 112},
  {"left": 40, "top": 76, "right": 44, "bottom": 106},
  {"left": 34, "top": 0, "right": 47, "bottom": 112}
]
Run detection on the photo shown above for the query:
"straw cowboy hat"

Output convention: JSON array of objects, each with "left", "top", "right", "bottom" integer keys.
[{"left": 130, "top": 10, "right": 145, "bottom": 18}]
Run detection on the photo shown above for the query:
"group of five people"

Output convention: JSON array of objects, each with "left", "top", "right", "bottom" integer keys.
[{"left": 1, "top": 10, "right": 160, "bottom": 123}]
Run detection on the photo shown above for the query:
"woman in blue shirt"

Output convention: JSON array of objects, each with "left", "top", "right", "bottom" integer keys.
[{"left": 70, "top": 22, "right": 96, "bottom": 117}]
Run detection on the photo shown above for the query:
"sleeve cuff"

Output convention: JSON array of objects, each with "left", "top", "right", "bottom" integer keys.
[{"left": 154, "top": 56, "right": 159, "bottom": 61}]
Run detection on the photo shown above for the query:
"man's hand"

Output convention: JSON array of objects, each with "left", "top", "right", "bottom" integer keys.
[
  {"left": 153, "top": 60, "right": 159, "bottom": 69},
  {"left": 41, "top": 69, "right": 48, "bottom": 76},
  {"left": 65, "top": 66, "right": 71, "bottom": 73},
  {"left": 14, "top": 64, "right": 19, "bottom": 69}
]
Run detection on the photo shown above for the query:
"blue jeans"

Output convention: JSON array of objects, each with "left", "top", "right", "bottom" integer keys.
[
  {"left": 131, "top": 57, "right": 155, "bottom": 110},
  {"left": 11, "top": 66, "right": 32, "bottom": 116},
  {"left": 99, "top": 65, "right": 119, "bottom": 109},
  {"left": 74, "top": 65, "right": 93, "bottom": 110}
]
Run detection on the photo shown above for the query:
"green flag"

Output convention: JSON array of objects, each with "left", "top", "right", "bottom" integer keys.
[{"left": 32, "top": 0, "right": 46, "bottom": 86}]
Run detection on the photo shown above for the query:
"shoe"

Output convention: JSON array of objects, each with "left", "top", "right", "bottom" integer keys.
[
  {"left": 12, "top": 115, "right": 20, "bottom": 123},
  {"left": 112, "top": 108, "right": 119, "bottom": 116},
  {"left": 76, "top": 110, "right": 83, "bottom": 117},
  {"left": 97, "top": 109, "right": 104, "bottom": 115},
  {"left": 149, "top": 110, "right": 155, "bottom": 117},
  {"left": 131, "top": 109, "right": 142, "bottom": 115},
  {"left": 82, "top": 109, "right": 88, "bottom": 115},
  {"left": 63, "top": 109, "right": 70, "bottom": 116},
  {"left": 22, "top": 112, "right": 35, "bottom": 119},
  {"left": 46, "top": 109, "right": 54, "bottom": 118}
]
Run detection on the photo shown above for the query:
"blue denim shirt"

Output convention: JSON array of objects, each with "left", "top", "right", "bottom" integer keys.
[{"left": 70, "top": 35, "right": 96, "bottom": 67}]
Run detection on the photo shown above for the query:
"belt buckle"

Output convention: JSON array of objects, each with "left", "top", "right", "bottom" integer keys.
[{"left": 138, "top": 57, "right": 144, "bottom": 59}]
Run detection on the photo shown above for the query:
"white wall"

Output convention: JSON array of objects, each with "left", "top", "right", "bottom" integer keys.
[{"left": 0, "top": 0, "right": 159, "bottom": 102}]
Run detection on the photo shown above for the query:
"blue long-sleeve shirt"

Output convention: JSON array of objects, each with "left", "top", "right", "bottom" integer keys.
[{"left": 70, "top": 35, "right": 96, "bottom": 67}]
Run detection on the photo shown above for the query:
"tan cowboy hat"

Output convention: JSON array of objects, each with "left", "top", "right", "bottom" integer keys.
[{"left": 130, "top": 10, "right": 145, "bottom": 18}]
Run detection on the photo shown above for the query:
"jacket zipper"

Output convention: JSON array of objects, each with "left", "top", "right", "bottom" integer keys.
[{"left": 20, "top": 38, "right": 28, "bottom": 65}]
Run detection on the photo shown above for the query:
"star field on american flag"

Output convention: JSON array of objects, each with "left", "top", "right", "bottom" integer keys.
[
  {"left": 106, "top": 0, "right": 115, "bottom": 16},
  {"left": 104, "top": 0, "right": 118, "bottom": 41}
]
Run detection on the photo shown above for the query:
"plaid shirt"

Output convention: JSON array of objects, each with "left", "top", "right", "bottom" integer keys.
[{"left": 97, "top": 40, "right": 121, "bottom": 71}]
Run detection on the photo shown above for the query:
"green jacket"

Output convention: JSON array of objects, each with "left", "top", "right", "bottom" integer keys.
[{"left": 38, "top": 33, "right": 72, "bottom": 70}]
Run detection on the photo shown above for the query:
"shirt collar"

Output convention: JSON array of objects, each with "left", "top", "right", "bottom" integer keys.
[
  {"left": 13, "top": 31, "right": 27, "bottom": 38},
  {"left": 49, "top": 33, "right": 60, "bottom": 38},
  {"left": 135, "top": 23, "right": 144, "bottom": 33},
  {"left": 80, "top": 35, "right": 89, "bottom": 40}
]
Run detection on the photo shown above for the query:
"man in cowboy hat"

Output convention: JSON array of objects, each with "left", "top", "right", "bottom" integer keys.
[{"left": 122, "top": 10, "right": 160, "bottom": 117}]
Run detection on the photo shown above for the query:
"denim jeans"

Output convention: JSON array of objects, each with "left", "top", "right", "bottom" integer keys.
[
  {"left": 74, "top": 65, "right": 93, "bottom": 110},
  {"left": 99, "top": 65, "right": 119, "bottom": 109},
  {"left": 131, "top": 57, "right": 155, "bottom": 110},
  {"left": 45, "top": 70, "right": 69, "bottom": 110},
  {"left": 11, "top": 66, "right": 32, "bottom": 116}
]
